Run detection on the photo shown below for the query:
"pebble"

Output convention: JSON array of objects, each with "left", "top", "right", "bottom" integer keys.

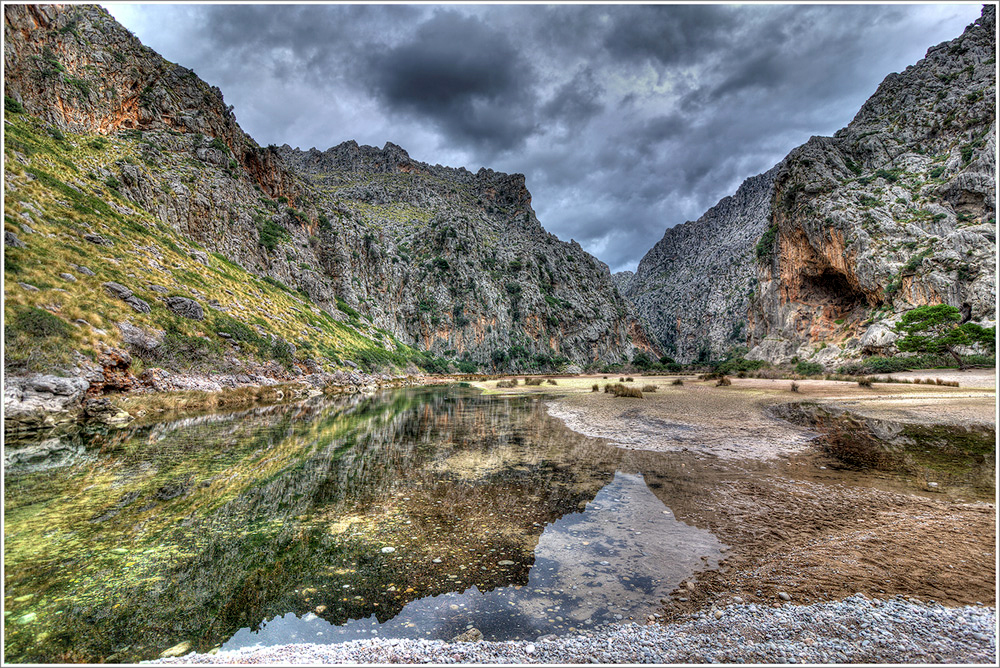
[
  {"left": 778, "top": 592, "right": 791, "bottom": 602},
  {"left": 381, "top": 547, "right": 395, "bottom": 554},
  {"left": 148, "top": 597, "right": 996, "bottom": 665}
]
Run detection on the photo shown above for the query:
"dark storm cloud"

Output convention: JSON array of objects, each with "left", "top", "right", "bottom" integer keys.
[
  {"left": 602, "top": 4, "right": 740, "bottom": 68},
  {"left": 361, "top": 11, "right": 538, "bottom": 152},
  {"left": 105, "top": 2, "right": 983, "bottom": 272},
  {"left": 541, "top": 67, "right": 605, "bottom": 136}
]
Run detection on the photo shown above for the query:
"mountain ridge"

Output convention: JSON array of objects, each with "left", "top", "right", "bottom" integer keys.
[{"left": 3, "top": 3, "right": 653, "bottom": 388}]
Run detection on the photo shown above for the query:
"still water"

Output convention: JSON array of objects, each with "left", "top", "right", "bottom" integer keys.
[{"left": 4, "top": 386, "right": 724, "bottom": 663}]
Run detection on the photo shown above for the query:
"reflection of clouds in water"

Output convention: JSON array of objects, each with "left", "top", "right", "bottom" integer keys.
[{"left": 227, "top": 471, "right": 722, "bottom": 647}]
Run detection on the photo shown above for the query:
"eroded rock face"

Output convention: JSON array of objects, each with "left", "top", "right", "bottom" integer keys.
[
  {"left": 4, "top": 374, "right": 90, "bottom": 433},
  {"left": 747, "top": 7, "right": 995, "bottom": 363},
  {"left": 621, "top": 7, "right": 995, "bottom": 367},
  {"left": 275, "top": 143, "right": 656, "bottom": 367},
  {"left": 621, "top": 168, "right": 778, "bottom": 362}
]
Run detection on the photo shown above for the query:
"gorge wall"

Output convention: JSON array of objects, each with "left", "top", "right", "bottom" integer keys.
[
  {"left": 3, "top": 4, "right": 653, "bottom": 376},
  {"left": 619, "top": 6, "right": 996, "bottom": 365}
]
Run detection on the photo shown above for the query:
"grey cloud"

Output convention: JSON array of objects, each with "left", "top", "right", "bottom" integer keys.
[{"left": 362, "top": 10, "right": 539, "bottom": 153}]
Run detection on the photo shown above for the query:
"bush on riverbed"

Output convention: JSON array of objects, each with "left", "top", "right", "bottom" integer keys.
[
  {"left": 672, "top": 378, "right": 684, "bottom": 386},
  {"left": 716, "top": 376, "right": 732, "bottom": 386},
  {"left": 591, "top": 383, "right": 600, "bottom": 392},
  {"left": 641, "top": 384, "right": 657, "bottom": 392},
  {"left": 609, "top": 383, "right": 643, "bottom": 398},
  {"left": 496, "top": 379, "right": 518, "bottom": 388},
  {"left": 546, "top": 379, "right": 557, "bottom": 385},
  {"left": 524, "top": 378, "right": 544, "bottom": 386}
]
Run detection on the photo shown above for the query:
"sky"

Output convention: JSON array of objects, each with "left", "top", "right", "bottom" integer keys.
[{"left": 103, "top": 1, "right": 983, "bottom": 273}]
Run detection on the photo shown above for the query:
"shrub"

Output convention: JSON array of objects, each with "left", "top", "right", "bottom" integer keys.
[
  {"left": 9, "top": 306, "right": 72, "bottom": 339},
  {"left": 790, "top": 382, "right": 800, "bottom": 393},
  {"left": 625, "top": 376, "right": 634, "bottom": 382},
  {"left": 672, "top": 378, "right": 684, "bottom": 386},
  {"left": 496, "top": 379, "right": 517, "bottom": 388},
  {"left": 258, "top": 218, "right": 289, "bottom": 252},
  {"left": 858, "top": 377, "right": 874, "bottom": 388},
  {"left": 641, "top": 384, "right": 657, "bottom": 392},
  {"left": 546, "top": 379, "right": 557, "bottom": 385},
  {"left": 616, "top": 386, "right": 643, "bottom": 398},
  {"left": 591, "top": 383, "right": 600, "bottom": 392},
  {"left": 755, "top": 224, "right": 778, "bottom": 264},
  {"left": 608, "top": 383, "right": 642, "bottom": 398},
  {"left": 209, "top": 136, "right": 229, "bottom": 154},
  {"left": 524, "top": 378, "right": 544, "bottom": 386},
  {"left": 795, "top": 361, "right": 824, "bottom": 376},
  {"left": 716, "top": 376, "right": 732, "bottom": 386},
  {"left": 104, "top": 176, "right": 121, "bottom": 190},
  {"left": 4, "top": 95, "right": 24, "bottom": 114}
]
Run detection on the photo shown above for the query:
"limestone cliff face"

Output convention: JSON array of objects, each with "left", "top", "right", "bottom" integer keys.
[
  {"left": 620, "top": 168, "right": 777, "bottom": 362},
  {"left": 275, "top": 142, "right": 653, "bottom": 367},
  {"left": 748, "top": 5, "right": 995, "bottom": 364},
  {"left": 622, "top": 6, "right": 995, "bottom": 366},
  {"left": 3, "top": 4, "right": 652, "bottom": 371}
]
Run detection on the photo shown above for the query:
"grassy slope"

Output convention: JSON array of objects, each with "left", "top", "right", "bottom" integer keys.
[{"left": 3, "top": 107, "right": 434, "bottom": 376}]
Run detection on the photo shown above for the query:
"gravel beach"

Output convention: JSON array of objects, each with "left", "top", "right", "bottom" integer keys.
[{"left": 150, "top": 595, "right": 996, "bottom": 664}]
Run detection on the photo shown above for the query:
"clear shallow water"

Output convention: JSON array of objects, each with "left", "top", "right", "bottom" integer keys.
[{"left": 3, "top": 386, "right": 723, "bottom": 663}]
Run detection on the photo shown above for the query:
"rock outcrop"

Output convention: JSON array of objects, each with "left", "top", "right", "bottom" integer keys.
[{"left": 748, "top": 5, "right": 995, "bottom": 364}]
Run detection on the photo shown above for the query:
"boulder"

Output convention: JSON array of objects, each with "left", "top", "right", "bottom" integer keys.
[
  {"left": 5, "top": 230, "right": 26, "bottom": 248},
  {"left": 83, "top": 233, "right": 112, "bottom": 246},
  {"left": 82, "top": 397, "right": 132, "bottom": 425},
  {"left": 165, "top": 296, "right": 204, "bottom": 320},
  {"left": 117, "top": 321, "right": 164, "bottom": 355},
  {"left": 103, "top": 282, "right": 151, "bottom": 313},
  {"left": 4, "top": 375, "right": 90, "bottom": 432},
  {"left": 860, "top": 323, "right": 899, "bottom": 354}
]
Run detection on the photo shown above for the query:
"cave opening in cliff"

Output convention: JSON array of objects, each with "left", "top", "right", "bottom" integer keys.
[{"left": 802, "top": 269, "right": 867, "bottom": 314}]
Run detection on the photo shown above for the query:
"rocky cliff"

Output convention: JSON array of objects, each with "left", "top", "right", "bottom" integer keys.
[
  {"left": 3, "top": 3, "right": 651, "bottom": 377},
  {"left": 620, "top": 167, "right": 778, "bottom": 362},
  {"left": 748, "top": 4, "right": 995, "bottom": 365},
  {"left": 621, "top": 6, "right": 996, "bottom": 366}
]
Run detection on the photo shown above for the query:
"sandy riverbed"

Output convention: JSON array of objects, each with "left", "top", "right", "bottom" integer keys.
[{"left": 473, "top": 371, "right": 996, "bottom": 614}]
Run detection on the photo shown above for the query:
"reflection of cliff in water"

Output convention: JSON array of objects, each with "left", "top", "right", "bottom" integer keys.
[{"left": 5, "top": 388, "right": 627, "bottom": 663}]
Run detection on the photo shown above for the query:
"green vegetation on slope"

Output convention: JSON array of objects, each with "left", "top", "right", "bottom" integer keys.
[{"left": 2, "top": 112, "right": 433, "bottom": 375}]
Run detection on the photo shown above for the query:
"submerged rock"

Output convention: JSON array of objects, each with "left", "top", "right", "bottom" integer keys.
[
  {"left": 4, "top": 437, "right": 85, "bottom": 472},
  {"left": 159, "top": 642, "right": 192, "bottom": 658},
  {"left": 450, "top": 628, "right": 483, "bottom": 643}
]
